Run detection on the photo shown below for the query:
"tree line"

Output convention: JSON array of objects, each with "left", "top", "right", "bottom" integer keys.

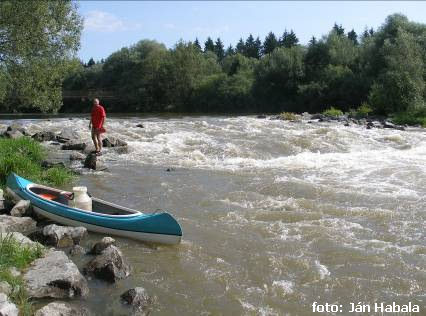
[{"left": 0, "top": 4, "right": 425, "bottom": 118}]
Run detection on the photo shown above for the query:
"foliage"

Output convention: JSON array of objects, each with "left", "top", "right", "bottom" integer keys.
[
  {"left": 0, "top": 138, "right": 74, "bottom": 187},
  {"left": 0, "top": 233, "right": 44, "bottom": 315},
  {"left": 323, "top": 107, "right": 343, "bottom": 117},
  {"left": 391, "top": 110, "right": 426, "bottom": 127},
  {"left": 0, "top": 0, "right": 82, "bottom": 112},
  {"left": 279, "top": 112, "right": 298, "bottom": 121}
]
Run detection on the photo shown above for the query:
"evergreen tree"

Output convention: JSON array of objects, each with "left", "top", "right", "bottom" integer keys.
[
  {"left": 263, "top": 32, "right": 278, "bottom": 55},
  {"left": 194, "top": 38, "right": 202, "bottom": 52},
  {"left": 309, "top": 36, "right": 317, "bottom": 46},
  {"left": 255, "top": 36, "right": 262, "bottom": 58},
  {"left": 369, "top": 27, "right": 375, "bottom": 36},
  {"left": 347, "top": 29, "right": 358, "bottom": 45},
  {"left": 245, "top": 34, "right": 261, "bottom": 59},
  {"left": 333, "top": 23, "right": 345, "bottom": 36},
  {"left": 225, "top": 45, "right": 235, "bottom": 57},
  {"left": 214, "top": 38, "right": 225, "bottom": 60},
  {"left": 280, "top": 30, "right": 299, "bottom": 48},
  {"left": 278, "top": 30, "right": 288, "bottom": 47},
  {"left": 204, "top": 37, "right": 215, "bottom": 53},
  {"left": 236, "top": 38, "right": 246, "bottom": 55},
  {"left": 87, "top": 58, "right": 95, "bottom": 67}
]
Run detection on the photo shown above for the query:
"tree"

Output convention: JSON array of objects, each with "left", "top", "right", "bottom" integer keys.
[
  {"left": 87, "top": 58, "right": 96, "bottom": 67},
  {"left": 245, "top": 34, "right": 261, "bottom": 59},
  {"left": 225, "top": 45, "right": 235, "bottom": 57},
  {"left": 280, "top": 30, "right": 299, "bottom": 48},
  {"left": 194, "top": 38, "right": 202, "bottom": 52},
  {"left": 204, "top": 37, "right": 215, "bottom": 53},
  {"left": 214, "top": 38, "right": 225, "bottom": 60},
  {"left": 333, "top": 23, "right": 345, "bottom": 36},
  {"left": 0, "top": 0, "right": 82, "bottom": 112},
  {"left": 348, "top": 29, "right": 358, "bottom": 45},
  {"left": 263, "top": 32, "right": 278, "bottom": 55},
  {"left": 236, "top": 38, "right": 246, "bottom": 55}
]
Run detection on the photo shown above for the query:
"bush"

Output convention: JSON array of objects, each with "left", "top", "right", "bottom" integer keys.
[
  {"left": 0, "top": 138, "right": 74, "bottom": 187},
  {"left": 391, "top": 110, "right": 426, "bottom": 127},
  {"left": 279, "top": 112, "right": 298, "bottom": 121},
  {"left": 349, "top": 102, "right": 373, "bottom": 118},
  {"left": 322, "top": 107, "right": 343, "bottom": 117}
]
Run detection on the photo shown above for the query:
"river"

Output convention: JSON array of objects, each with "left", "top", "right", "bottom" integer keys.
[{"left": 1, "top": 115, "right": 425, "bottom": 315}]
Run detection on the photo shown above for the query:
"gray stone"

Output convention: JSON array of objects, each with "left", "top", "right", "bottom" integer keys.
[
  {"left": 136, "top": 124, "right": 144, "bottom": 128},
  {"left": 0, "top": 293, "right": 18, "bottom": 316},
  {"left": 109, "top": 146, "right": 129, "bottom": 154},
  {"left": 0, "top": 282, "right": 11, "bottom": 296},
  {"left": 89, "top": 237, "right": 115, "bottom": 255},
  {"left": 0, "top": 215, "right": 36, "bottom": 234},
  {"left": 10, "top": 200, "right": 32, "bottom": 217},
  {"left": 42, "top": 224, "right": 88, "bottom": 248},
  {"left": 61, "top": 143, "right": 87, "bottom": 151},
  {"left": 121, "top": 287, "right": 155, "bottom": 315},
  {"left": 102, "top": 137, "right": 127, "bottom": 148},
  {"left": 0, "top": 232, "right": 41, "bottom": 248},
  {"left": 24, "top": 250, "right": 89, "bottom": 299},
  {"left": 35, "top": 302, "right": 90, "bottom": 316},
  {"left": 84, "top": 245, "right": 130, "bottom": 283},
  {"left": 57, "top": 130, "right": 80, "bottom": 143},
  {"left": 70, "top": 152, "right": 86, "bottom": 161},
  {"left": 4, "top": 188, "right": 21, "bottom": 205},
  {"left": 69, "top": 245, "right": 86, "bottom": 257},
  {"left": 84, "top": 153, "right": 107, "bottom": 171},
  {"left": 32, "top": 131, "right": 57, "bottom": 142},
  {"left": 3, "top": 130, "right": 24, "bottom": 139},
  {"left": 6, "top": 124, "right": 27, "bottom": 134}
]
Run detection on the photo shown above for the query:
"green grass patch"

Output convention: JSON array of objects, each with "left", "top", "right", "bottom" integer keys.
[
  {"left": 279, "top": 112, "right": 299, "bottom": 121},
  {"left": 0, "top": 137, "right": 74, "bottom": 187},
  {"left": 0, "top": 234, "right": 45, "bottom": 316},
  {"left": 322, "top": 107, "right": 343, "bottom": 117}
]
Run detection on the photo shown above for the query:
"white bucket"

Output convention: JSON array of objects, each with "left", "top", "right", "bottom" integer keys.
[{"left": 71, "top": 186, "right": 92, "bottom": 211}]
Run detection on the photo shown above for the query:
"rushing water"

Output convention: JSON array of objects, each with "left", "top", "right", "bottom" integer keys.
[{"left": 1, "top": 115, "right": 425, "bottom": 315}]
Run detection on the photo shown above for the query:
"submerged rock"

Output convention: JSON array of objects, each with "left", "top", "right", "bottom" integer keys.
[
  {"left": 35, "top": 301, "right": 90, "bottom": 316},
  {"left": 10, "top": 200, "right": 32, "bottom": 217},
  {"left": 32, "top": 131, "right": 57, "bottom": 142},
  {"left": 69, "top": 245, "right": 86, "bottom": 257},
  {"left": 121, "top": 287, "right": 155, "bottom": 314},
  {"left": 0, "top": 293, "right": 18, "bottom": 316},
  {"left": 42, "top": 224, "right": 88, "bottom": 248},
  {"left": 0, "top": 215, "right": 36, "bottom": 234},
  {"left": 102, "top": 137, "right": 127, "bottom": 148},
  {"left": 84, "top": 245, "right": 130, "bottom": 283},
  {"left": 84, "top": 153, "right": 107, "bottom": 171},
  {"left": 24, "top": 250, "right": 89, "bottom": 299},
  {"left": 89, "top": 237, "right": 115, "bottom": 255},
  {"left": 136, "top": 123, "right": 144, "bottom": 128},
  {"left": 61, "top": 142, "right": 87, "bottom": 151}
]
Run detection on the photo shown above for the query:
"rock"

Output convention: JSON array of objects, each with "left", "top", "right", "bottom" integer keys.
[
  {"left": 8, "top": 267, "right": 20, "bottom": 278},
  {"left": 35, "top": 302, "right": 90, "bottom": 316},
  {"left": 84, "top": 245, "right": 130, "bottom": 283},
  {"left": 0, "top": 189, "right": 5, "bottom": 214},
  {"left": 0, "top": 215, "right": 36, "bottom": 234},
  {"left": 69, "top": 245, "right": 86, "bottom": 257},
  {"left": 61, "top": 143, "right": 87, "bottom": 151},
  {"left": 136, "top": 124, "right": 144, "bottom": 128},
  {"left": 344, "top": 122, "right": 350, "bottom": 127},
  {"left": 0, "top": 293, "right": 18, "bottom": 316},
  {"left": 57, "top": 130, "right": 80, "bottom": 143},
  {"left": 166, "top": 168, "right": 175, "bottom": 172},
  {"left": 102, "top": 137, "right": 127, "bottom": 148},
  {"left": 24, "top": 250, "right": 89, "bottom": 299},
  {"left": 6, "top": 124, "right": 27, "bottom": 135},
  {"left": 0, "top": 232, "right": 41, "bottom": 248},
  {"left": 83, "top": 153, "right": 107, "bottom": 171},
  {"left": 70, "top": 152, "right": 86, "bottom": 161},
  {"left": 256, "top": 115, "right": 266, "bottom": 119},
  {"left": 89, "top": 237, "right": 115, "bottom": 255},
  {"left": 10, "top": 200, "right": 32, "bottom": 217},
  {"left": 0, "top": 282, "right": 11, "bottom": 296},
  {"left": 32, "top": 131, "right": 57, "bottom": 142},
  {"left": 311, "top": 114, "right": 326, "bottom": 120},
  {"left": 3, "top": 130, "right": 24, "bottom": 139},
  {"left": 109, "top": 146, "right": 129, "bottom": 154},
  {"left": 121, "top": 287, "right": 155, "bottom": 314},
  {"left": 42, "top": 224, "right": 87, "bottom": 248},
  {"left": 4, "top": 188, "right": 20, "bottom": 205}
]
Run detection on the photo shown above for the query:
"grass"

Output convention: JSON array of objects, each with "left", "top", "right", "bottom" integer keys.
[
  {"left": 322, "top": 107, "right": 343, "bottom": 117},
  {"left": 0, "top": 234, "right": 45, "bottom": 316},
  {"left": 278, "top": 112, "right": 299, "bottom": 121},
  {"left": 0, "top": 137, "right": 74, "bottom": 187},
  {"left": 391, "top": 110, "right": 426, "bottom": 127}
]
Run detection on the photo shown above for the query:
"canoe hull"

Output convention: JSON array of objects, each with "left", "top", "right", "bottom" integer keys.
[{"left": 6, "top": 173, "right": 182, "bottom": 245}]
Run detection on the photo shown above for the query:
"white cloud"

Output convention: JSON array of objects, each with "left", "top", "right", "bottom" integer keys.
[{"left": 84, "top": 10, "right": 142, "bottom": 32}]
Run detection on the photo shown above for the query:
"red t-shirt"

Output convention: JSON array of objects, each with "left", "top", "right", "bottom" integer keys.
[{"left": 91, "top": 104, "right": 106, "bottom": 129}]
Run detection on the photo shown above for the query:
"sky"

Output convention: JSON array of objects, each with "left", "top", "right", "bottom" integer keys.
[{"left": 77, "top": 1, "right": 426, "bottom": 62}]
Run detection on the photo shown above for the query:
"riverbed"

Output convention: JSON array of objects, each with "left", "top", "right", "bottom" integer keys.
[{"left": 1, "top": 115, "right": 425, "bottom": 315}]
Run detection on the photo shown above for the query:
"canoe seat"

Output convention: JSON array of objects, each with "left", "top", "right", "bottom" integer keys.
[{"left": 38, "top": 193, "right": 57, "bottom": 200}]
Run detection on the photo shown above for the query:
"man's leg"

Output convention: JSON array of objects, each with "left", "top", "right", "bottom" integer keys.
[
  {"left": 96, "top": 133, "right": 103, "bottom": 153},
  {"left": 91, "top": 130, "right": 99, "bottom": 152}
]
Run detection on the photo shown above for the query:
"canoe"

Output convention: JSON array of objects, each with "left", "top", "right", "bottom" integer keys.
[{"left": 6, "top": 173, "right": 182, "bottom": 245}]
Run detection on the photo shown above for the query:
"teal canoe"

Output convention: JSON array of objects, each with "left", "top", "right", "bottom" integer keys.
[{"left": 6, "top": 173, "right": 182, "bottom": 244}]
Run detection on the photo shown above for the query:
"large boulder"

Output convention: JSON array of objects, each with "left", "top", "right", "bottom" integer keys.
[
  {"left": 41, "top": 224, "right": 88, "bottom": 248},
  {"left": 121, "top": 287, "right": 155, "bottom": 315},
  {"left": 56, "top": 130, "right": 80, "bottom": 144},
  {"left": 32, "top": 131, "right": 57, "bottom": 142},
  {"left": 23, "top": 250, "right": 89, "bottom": 299},
  {"left": 35, "top": 302, "right": 90, "bottom": 316},
  {"left": 89, "top": 237, "right": 115, "bottom": 255},
  {"left": 0, "top": 232, "right": 41, "bottom": 248},
  {"left": 84, "top": 153, "right": 107, "bottom": 171},
  {"left": 0, "top": 215, "right": 36, "bottom": 234},
  {"left": 102, "top": 137, "right": 127, "bottom": 148},
  {"left": 10, "top": 200, "right": 32, "bottom": 217},
  {"left": 61, "top": 142, "right": 87, "bottom": 151},
  {"left": 84, "top": 245, "right": 130, "bottom": 283},
  {"left": 0, "top": 293, "right": 18, "bottom": 316},
  {"left": 3, "top": 130, "right": 24, "bottom": 139}
]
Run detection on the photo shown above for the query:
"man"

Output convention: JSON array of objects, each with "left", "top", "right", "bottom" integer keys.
[{"left": 89, "top": 98, "right": 106, "bottom": 155}]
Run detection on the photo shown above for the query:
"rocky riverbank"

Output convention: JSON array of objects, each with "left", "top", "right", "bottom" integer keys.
[{"left": 0, "top": 189, "right": 154, "bottom": 316}]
